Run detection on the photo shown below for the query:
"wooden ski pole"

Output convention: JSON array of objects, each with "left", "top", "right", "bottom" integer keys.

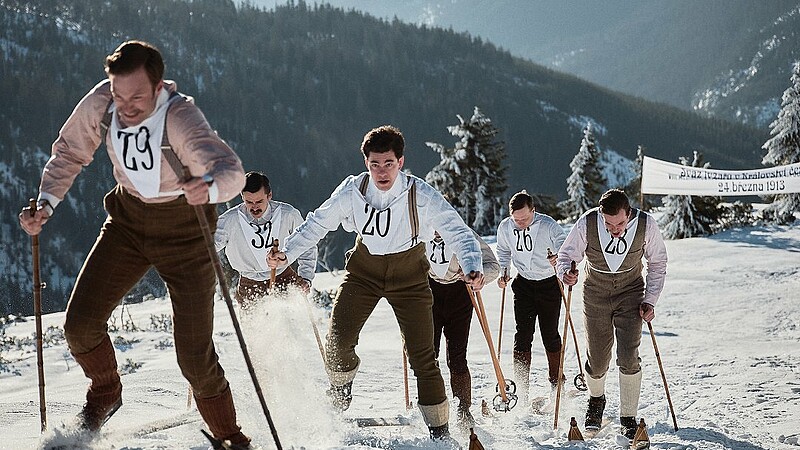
[
  {"left": 648, "top": 321, "right": 678, "bottom": 431},
  {"left": 554, "top": 261, "right": 577, "bottom": 430},
  {"left": 548, "top": 248, "right": 586, "bottom": 390},
  {"left": 28, "top": 199, "right": 47, "bottom": 432},
  {"left": 496, "top": 268, "right": 508, "bottom": 361},
  {"left": 187, "top": 177, "right": 283, "bottom": 450},
  {"left": 270, "top": 238, "right": 278, "bottom": 288},
  {"left": 302, "top": 295, "right": 326, "bottom": 362},
  {"left": 466, "top": 286, "right": 510, "bottom": 406},
  {"left": 402, "top": 341, "right": 412, "bottom": 409}
]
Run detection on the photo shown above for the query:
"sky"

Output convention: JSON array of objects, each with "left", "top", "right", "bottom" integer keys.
[{"left": 1, "top": 218, "right": 799, "bottom": 449}]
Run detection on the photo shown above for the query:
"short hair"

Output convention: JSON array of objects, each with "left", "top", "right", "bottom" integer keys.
[
  {"left": 104, "top": 40, "right": 164, "bottom": 87},
  {"left": 243, "top": 171, "right": 271, "bottom": 194},
  {"left": 361, "top": 125, "right": 404, "bottom": 159},
  {"left": 509, "top": 190, "right": 534, "bottom": 212},
  {"left": 599, "top": 189, "right": 631, "bottom": 216}
]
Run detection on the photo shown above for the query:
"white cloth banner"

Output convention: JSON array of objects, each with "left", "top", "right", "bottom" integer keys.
[{"left": 641, "top": 156, "right": 800, "bottom": 196}]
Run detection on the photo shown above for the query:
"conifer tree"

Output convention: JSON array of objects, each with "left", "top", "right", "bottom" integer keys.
[
  {"left": 425, "top": 106, "right": 508, "bottom": 235},
  {"left": 562, "top": 123, "right": 606, "bottom": 220},
  {"left": 658, "top": 151, "right": 722, "bottom": 239},
  {"left": 761, "top": 61, "right": 800, "bottom": 224},
  {"left": 625, "top": 145, "right": 652, "bottom": 211}
]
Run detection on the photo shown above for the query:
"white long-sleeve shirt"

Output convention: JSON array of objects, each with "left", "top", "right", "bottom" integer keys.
[
  {"left": 282, "top": 172, "right": 483, "bottom": 275},
  {"left": 556, "top": 209, "right": 668, "bottom": 306},
  {"left": 215, "top": 200, "right": 317, "bottom": 282},
  {"left": 496, "top": 212, "right": 566, "bottom": 281}
]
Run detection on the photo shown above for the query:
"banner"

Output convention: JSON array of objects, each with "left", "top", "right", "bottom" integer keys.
[{"left": 641, "top": 156, "right": 800, "bottom": 196}]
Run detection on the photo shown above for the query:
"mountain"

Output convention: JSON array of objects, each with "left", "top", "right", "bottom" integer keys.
[
  {"left": 275, "top": 0, "right": 800, "bottom": 125},
  {"left": 2, "top": 224, "right": 800, "bottom": 448},
  {"left": 0, "top": 0, "right": 766, "bottom": 316}
]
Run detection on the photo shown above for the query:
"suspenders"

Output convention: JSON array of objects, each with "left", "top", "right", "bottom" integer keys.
[{"left": 359, "top": 174, "right": 419, "bottom": 247}]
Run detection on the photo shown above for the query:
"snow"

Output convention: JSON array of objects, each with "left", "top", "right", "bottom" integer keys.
[{"left": 2, "top": 222, "right": 800, "bottom": 449}]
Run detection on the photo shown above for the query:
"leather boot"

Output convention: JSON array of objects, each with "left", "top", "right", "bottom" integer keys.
[
  {"left": 72, "top": 335, "right": 123, "bottom": 431},
  {"left": 585, "top": 394, "right": 606, "bottom": 430},
  {"left": 194, "top": 386, "right": 251, "bottom": 448},
  {"left": 513, "top": 350, "right": 531, "bottom": 401},
  {"left": 450, "top": 371, "right": 474, "bottom": 428},
  {"left": 546, "top": 350, "right": 565, "bottom": 388},
  {"left": 326, "top": 381, "right": 353, "bottom": 412}
]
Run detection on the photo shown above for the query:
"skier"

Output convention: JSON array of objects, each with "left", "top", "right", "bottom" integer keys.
[
  {"left": 267, "top": 125, "right": 484, "bottom": 442},
  {"left": 215, "top": 171, "right": 317, "bottom": 306},
  {"left": 426, "top": 229, "right": 500, "bottom": 429},
  {"left": 495, "top": 190, "right": 566, "bottom": 402},
  {"left": 18, "top": 40, "right": 252, "bottom": 448},
  {"left": 557, "top": 188, "right": 667, "bottom": 441}
]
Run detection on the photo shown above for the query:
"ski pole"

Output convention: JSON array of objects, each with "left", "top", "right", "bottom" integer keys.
[
  {"left": 187, "top": 172, "right": 283, "bottom": 450},
  {"left": 554, "top": 261, "right": 577, "bottom": 430},
  {"left": 302, "top": 294, "right": 326, "bottom": 363},
  {"left": 547, "top": 248, "right": 586, "bottom": 391},
  {"left": 648, "top": 321, "right": 678, "bottom": 431},
  {"left": 402, "top": 341, "right": 412, "bottom": 410},
  {"left": 28, "top": 199, "right": 47, "bottom": 432},
  {"left": 270, "top": 239, "right": 278, "bottom": 289},
  {"left": 496, "top": 267, "right": 508, "bottom": 361},
  {"left": 466, "top": 285, "right": 515, "bottom": 411}
]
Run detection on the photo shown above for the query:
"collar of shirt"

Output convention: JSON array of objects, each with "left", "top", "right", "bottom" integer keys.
[
  {"left": 152, "top": 88, "right": 170, "bottom": 115},
  {"left": 364, "top": 172, "right": 407, "bottom": 210}
]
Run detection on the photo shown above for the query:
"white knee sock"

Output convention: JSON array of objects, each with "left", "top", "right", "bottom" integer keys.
[{"left": 619, "top": 370, "right": 642, "bottom": 417}]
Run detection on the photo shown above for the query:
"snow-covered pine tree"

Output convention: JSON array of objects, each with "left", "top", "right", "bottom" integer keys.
[
  {"left": 761, "top": 61, "right": 800, "bottom": 224},
  {"left": 625, "top": 145, "right": 653, "bottom": 211},
  {"left": 658, "top": 151, "right": 723, "bottom": 239},
  {"left": 425, "top": 106, "right": 508, "bottom": 235},
  {"left": 562, "top": 123, "right": 606, "bottom": 220}
]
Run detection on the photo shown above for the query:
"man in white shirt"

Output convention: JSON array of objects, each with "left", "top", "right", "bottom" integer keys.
[
  {"left": 496, "top": 190, "right": 566, "bottom": 403},
  {"left": 215, "top": 171, "right": 316, "bottom": 306},
  {"left": 557, "top": 189, "right": 668, "bottom": 441},
  {"left": 426, "top": 230, "right": 500, "bottom": 430},
  {"left": 267, "top": 125, "right": 484, "bottom": 442}
]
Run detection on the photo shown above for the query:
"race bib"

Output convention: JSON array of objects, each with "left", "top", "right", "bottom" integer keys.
[
  {"left": 351, "top": 193, "right": 410, "bottom": 254},
  {"left": 597, "top": 213, "right": 639, "bottom": 272},
  {"left": 237, "top": 207, "right": 282, "bottom": 271},
  {"left": 511, "top": 219, "right": 541, "bottom": 267},
  {"left": 426, "top": 237, "right": 452, "bottom": 279},
  {"left": 109, "top": 100, "right": 170, "bottom": 198}
]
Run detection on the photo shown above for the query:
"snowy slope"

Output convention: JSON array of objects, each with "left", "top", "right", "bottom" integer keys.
[{"left": 1, "top": 222, "right": 799, "bottom": 449}]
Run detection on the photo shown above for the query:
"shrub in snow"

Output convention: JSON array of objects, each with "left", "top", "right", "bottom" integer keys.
[
  {"left": 149, "top": 314, "right": 173, "bottom": 333},
  {"left": 113, "top": 335, "right": 140, "bottom": 352},
  {"left": 120, "top": 358, "right": 143, "bottom": 375},
  {"left": 426, "top": 106, "right": 508, "bottom": 235},
  {"left": 760, "top": 62, "right": 800, "bottom": 225},
  {"left": 310, "top": 287, "right": 335, "bottom": 311},
  {"left": 154, "top": 339, "right": 174, "bottom": 350},
  {"left": 42, "top": 324, "right": 65, "bottom": 346}
]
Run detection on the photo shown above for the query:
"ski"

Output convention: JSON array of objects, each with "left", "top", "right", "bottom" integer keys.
[
  {"left": 530, "top": 388, "right": 582, "bottom": 414},
  {"left": 582, "top": 418, "right": 612, "bottom": 439},
  {"left": 200, "top": 429, "right": 250, "bottom": 450},
  {"left": 349, "top": 416, "right": 413, "bottom": 427}
]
